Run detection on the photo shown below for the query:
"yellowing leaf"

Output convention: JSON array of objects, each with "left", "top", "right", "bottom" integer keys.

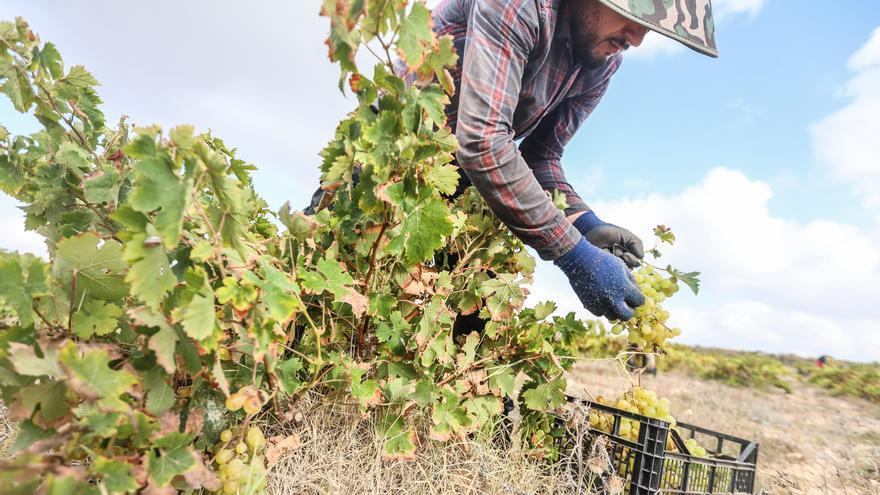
[{"left": 60, "top": 345, "right": 137, "bottom": 412}]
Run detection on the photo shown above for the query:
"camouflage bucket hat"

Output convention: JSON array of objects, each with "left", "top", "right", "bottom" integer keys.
[{"left": 598, "top": 0, "right": 718, "bottom": 57}]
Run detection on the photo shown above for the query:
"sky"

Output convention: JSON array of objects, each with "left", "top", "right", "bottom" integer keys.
[{"left": 1, "top": 1, "right": 878, "bottom": 362}]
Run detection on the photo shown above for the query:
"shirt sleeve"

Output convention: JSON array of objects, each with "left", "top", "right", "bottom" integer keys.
[
  {"left": 454, "top": 0, "right": 580, "bottom": 261},
  {"left": 519, "top": 60, "right": 619, "bottom": 217}
]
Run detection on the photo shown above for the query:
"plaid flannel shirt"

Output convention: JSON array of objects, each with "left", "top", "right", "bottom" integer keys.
[{"left": 426, "top": 0, "right": 621, "bottom": 261}]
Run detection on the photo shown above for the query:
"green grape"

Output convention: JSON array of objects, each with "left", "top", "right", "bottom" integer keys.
[
  {"left": 234, "top": 442, "right": 247, "bottom": 455},
  {"left": 222, "top": 480, "right": 238, "bottom": 494},
  {"left": 227, "top": 458, "right": 246, "bottom": 479},
  {"left": 246, "top": 426, "right": 265, "bottom": 452},
  {"left": 215, "top": 448, "right": 234, "bottom": 465},
  {"left": 220, "top": 429, "right": 233, "bottom": 443},
  {"left": 225, "top": 393, "right": 246, "bottom": 412}
]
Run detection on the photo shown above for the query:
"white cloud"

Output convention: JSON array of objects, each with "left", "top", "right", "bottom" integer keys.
[
  {"left": 811, "top": 27, "right": 880, "bottom": 214},
  {"left": 713, "top": 0, "right": 766, "bottom": 18},
  {"left": 527, "top": 167, "right": 880, "bottom": 362},
  {"left": 0, "top": 201, "right": 46, "bottom": 257}
]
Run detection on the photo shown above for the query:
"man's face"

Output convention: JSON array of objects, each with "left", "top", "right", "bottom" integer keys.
[{"left": 569, "top": 0, "right": 650, "bottom": 69}]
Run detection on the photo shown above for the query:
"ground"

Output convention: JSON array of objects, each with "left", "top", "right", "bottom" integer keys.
[{"left": 567, "top": 359, "right": 880, "bottom": 494}]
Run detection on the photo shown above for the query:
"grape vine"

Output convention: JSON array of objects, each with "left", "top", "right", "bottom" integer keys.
[{"left": 0, "top": 2, "right": 700, "bottom": 493}]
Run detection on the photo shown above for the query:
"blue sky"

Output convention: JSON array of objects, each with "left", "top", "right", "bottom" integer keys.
[{"left": 1, "top": 0, "right": 879, "bottom": 361}]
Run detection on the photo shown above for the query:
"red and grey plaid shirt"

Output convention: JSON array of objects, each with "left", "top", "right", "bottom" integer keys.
[{"left": 425, "top": 0, "right": 621, "bottom": 261}]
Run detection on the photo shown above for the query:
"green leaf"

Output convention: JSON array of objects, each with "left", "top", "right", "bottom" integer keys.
[
  {"left": 129, "top": 306, "right": 179, "bottom": 374},
  {"left": 276, "top": 357, "right": 303, "bottom": 395},
  {"left": 123, "top": 232, "right": 176, "bottom": 310},
  {"left": 9, "top": 342, "right": 62, "bottom": 377},
  {"left": 0, "top": 257, "right": 34, "bottom": 326},
  {"left": 258, "top": 262, "right": 300, "bottom": 322},
  {"left": 71, "top": 300, "right": 122, "bottom": 339},
  {"left": 17, "top": 381, "right": 68, "bottom": 421},
  {"left": 425, "top": 163, "right": 459, "bottom": 196},
  {"left": 53, "top": 233, "right": 128, "bottom": 301},
  {"left": 533, "top": 301, "right": 556, "bottom": 320},
  {"left": 144, "top": 368, "right": 175, "bottom": 414},
  {"left": 487, "top": 366, "right": 515, "bottom": 398},
  {"left": 667, "top": 266, "right": 701, "bottom": 295},
  {"left": 32, "top": 42, "right": 64, "bottom": 78},
  {"left": 302, "top": 257, "right": 355, "bottom": 299},
  {"left": 654, "top": 225, "right": 676, "bottom": 245},
  {"left": 522, "top": 377, "right": 566, "bottom": 412},
  {"left": 63, "top": 65, "right": 100, "bottom": 89},
  {"left": 430, "top": 390, "right": 471, "bottom": 441},
  {"left": 0, "top": 61, "right": 36, "bottom": 112},
  {"left": 216, "top": 276, "right": 258, "bottom": 311},
  {"left": 397, "top": 2, "right": 433, "bottom": 67},
  {"left": 126, "top": 135, "right": 192, "bottom": 247},
  {"left": 147, "top": 432, "right": 196, "bottom": 486},
  {"left": 91, "top": 457, "right": 138, "bottom": 494},
  {"left": 377, "top": 413, "right": 417, "bottom": 459},
  {"left": 416, "top": 85, "right": 449, "bottom": 126},
  {"left": 479, "top": 274, "right": 525, "bottom": 321},
  {"left": 84, "top": 167, "right": 121, "bottom": 206},
  {"left": 455, "top": 332, "right": 479, "bottom": 371},
  {"left": 55, "top": 142, "right": 92, "bottom": 175},
  {"left": 175, "top": 287, "right": 216, "bottom": 342},
  {"left": 390, "top": 186, "right": 453, "bottom": 263},
  {"left": 59, "top": 345, "right": 137, "bottom": 412}
]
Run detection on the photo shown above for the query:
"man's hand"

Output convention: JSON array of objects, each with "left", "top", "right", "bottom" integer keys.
[
  {"left": 571, "top": 211, "right": 644, "bottom": 268},
  {"left": 554, "top": 238, "right": 646, "bottom": 321}
]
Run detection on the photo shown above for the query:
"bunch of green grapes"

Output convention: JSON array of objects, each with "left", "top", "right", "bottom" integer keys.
[
  {"left": 588, "top": 387, "right": 676, "bottom": 444},
  {"left": 683, "top": 437, "right": 707, "bottom": 457},
  {"left": 212, "top": 425, "right": 268, "bottom": 494},
  {"left": 611, "top": 265, "right": 681, "bottom": 350}
]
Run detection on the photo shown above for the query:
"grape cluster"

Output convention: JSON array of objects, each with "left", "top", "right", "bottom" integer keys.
[
  {"left": 212, "top": 425, "right": 268, "bottom": 494},
  {"left": 611, "top": 265, "right": 681, "bottom": 350},
  {"left": 589, "top": 387, "right": 676, "bottom": 444},
  {"left": 225, "top": 386, "right": 264, "bottom": 416},
  {"left": 588, "top": 387, "right": 711, "bottom": 459}
]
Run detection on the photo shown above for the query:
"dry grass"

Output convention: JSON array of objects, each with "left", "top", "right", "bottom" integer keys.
[
  {"left": 567, "top": 359, "right": 880, "bottom": 495},
  {"left": 263, "top": 396, "right": 620, "bottom": 495}
]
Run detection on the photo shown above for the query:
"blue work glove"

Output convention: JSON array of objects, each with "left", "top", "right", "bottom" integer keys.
[
  {"left": 555, "top": 237, "right": 646, "bottom": 321},
  {"left": 573, "top": 211, "right": 644, "bottom": 269}
]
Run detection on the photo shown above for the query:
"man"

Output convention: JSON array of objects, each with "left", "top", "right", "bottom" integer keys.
[
  {"left": 310, "top": 0, "right": 718, "bottom": 323},
  {"left": 435, "top": 0, "right": 716, "bottom": 321}
]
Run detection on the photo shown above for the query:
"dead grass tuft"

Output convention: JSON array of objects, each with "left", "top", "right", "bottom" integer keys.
[{"left": 263, "top": 395, "right": 611, "bottom": 495}]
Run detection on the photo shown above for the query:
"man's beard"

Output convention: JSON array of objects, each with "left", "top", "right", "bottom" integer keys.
[{"left": 570, "top": 1, "right": 627, "bottom": 69}]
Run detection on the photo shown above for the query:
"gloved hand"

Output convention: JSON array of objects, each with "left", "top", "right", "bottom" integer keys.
[
  {"left": 572, "top": 211, "right": 644, "bottom": 268},
  {"left": 555, "top": 238, "right": 646, "bottom": 321}
]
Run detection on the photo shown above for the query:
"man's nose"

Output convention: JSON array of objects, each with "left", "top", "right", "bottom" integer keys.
[{"left": 624, "top": 22, "right": 650, "bottom": 48}]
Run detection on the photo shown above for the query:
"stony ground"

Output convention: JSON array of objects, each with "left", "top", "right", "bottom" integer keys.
[{"left": 567, "top": 359, "right": 880, "bottom": 495}]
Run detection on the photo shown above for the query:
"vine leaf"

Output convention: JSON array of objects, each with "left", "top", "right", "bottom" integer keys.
[
  {"left": 147, "top": 432, "right": 196, "bottom": 486},
  {"left": 91, "top": 457, "right": 138, "bottom": 494},
  {"left": 522, "top": 377, "right": 566, "bottom": 412},
  {"left": 125, "top": 134, "right": 192, "bottom": 248},
  {"left": 174, "top": 287, "right": 216, "bottom": 342},
  {"left": 53, "top": 233, "right": 128, "bottom": 302},
  {"left": 144, "top": 368, "right": 175, "bottom": 415},
  {"left": 666, "top": 266, "right": 702, "bottom": 295},
  {"left": 9, "top": 342, "right": 62, "bottom": 377},
  {"left": 60, "top": 345, "right": 137, "bottom": 412},
  {"left": 123, "top": 231, "right": 176, "bottom": 310},
  {"left": 72, "top": 300, "right": 122, "bottom": 339},
  {"left": 397, "top": 2, "right": 433, "bottom": 67}
]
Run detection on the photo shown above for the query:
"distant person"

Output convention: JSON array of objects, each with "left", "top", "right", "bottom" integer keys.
[{"left": 816, "top": 355, "right": 829, "bottom": 368}]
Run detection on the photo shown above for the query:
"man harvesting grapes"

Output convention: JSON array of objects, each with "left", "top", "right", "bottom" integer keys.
[{"left": 310, "top": 0, "right": 718, "bottom": 323}]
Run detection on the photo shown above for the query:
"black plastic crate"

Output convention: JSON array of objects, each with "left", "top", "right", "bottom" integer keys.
[
  {"left": 662, "top": 422, "right": 759, "bottom": 494},
  {"left": 561, "top": 396, "right": 759, "bottom": 495}
]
